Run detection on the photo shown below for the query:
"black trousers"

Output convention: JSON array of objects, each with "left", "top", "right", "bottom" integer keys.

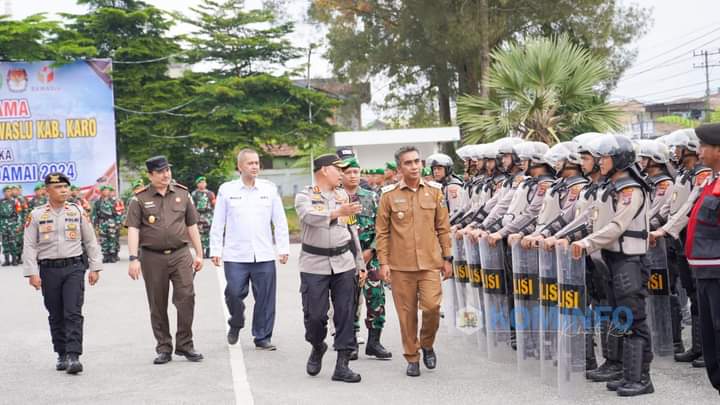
[
  {"left": 601, "top": 251, "right": 653, "bottom": 367},
  {"left": 697, "top": 278, "right": 720, "bottom": 393},
  {"left": 300, "top": 270, "right": 356, "bottom": 352},
  {"left": 39, "top": 263, "right": 86, "bottom": 355}
]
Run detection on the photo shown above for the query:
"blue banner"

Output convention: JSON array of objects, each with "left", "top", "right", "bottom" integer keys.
[{"left": 0, "top": 59, "right": 117, "bottom": 198}]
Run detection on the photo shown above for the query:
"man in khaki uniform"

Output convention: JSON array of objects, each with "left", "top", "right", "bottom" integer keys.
[
  {"left": 376, "top": 146, "right": 453, "bottom": 377},
  {"left": 23, "top": 172, "right": 102, "bottom": 375},
  {"left": 126, "top": 156, "right": 204, "bottom": 365}
]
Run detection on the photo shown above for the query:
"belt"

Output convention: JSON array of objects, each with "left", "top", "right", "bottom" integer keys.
[
  {"left": 38, "top": 255, "right": 84, "bottom": 268},
  {"left": 142, "top": 245, "right": 187, "bottom": 255},
  {"left": 302, "top": 242, "right": 351, "bottom": 257}
]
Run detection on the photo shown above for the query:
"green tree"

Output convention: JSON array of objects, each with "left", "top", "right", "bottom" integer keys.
[
  {"left": 179, "top": 0, "right": 298, "bottom": 78},
  {"left": 311, "top": 0, "right": 649, "bottom": 126},
  {"left": 0, "top": 14, "right": 95, "bottom": 62},
  {"left": 457, "top": 35, "right": 621, "bottom": 144}
]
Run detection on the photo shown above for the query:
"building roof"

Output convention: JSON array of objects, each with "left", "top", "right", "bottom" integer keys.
[
  {"left": 334, "top": 127, "right": 461, "bottom": 146},
  {"left": 292, "top": 78, "right": 371, "bottom": 103},
  {"left": 645, "top": 92, "right": 720, "bottom": 111},
  {"left": 262, "top": 144, "right": 298, "bottom": 157}
]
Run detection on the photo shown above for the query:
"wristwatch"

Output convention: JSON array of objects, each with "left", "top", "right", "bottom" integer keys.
[
  {"left": 443, "top": 256, "right": 453, "bottom": 262},
  {"left": 129, "top": 255, "right": 139, "bottom": 262}
]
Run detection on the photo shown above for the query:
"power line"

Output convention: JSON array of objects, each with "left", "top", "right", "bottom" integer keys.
[
  {"left": 621, "top": 34, "right": 720, "bottom": 80},
  {"left": 693, "top": 49, "right": 720, "bottom": 115},
  {"left": 632, "top": 78, "right": 720, "bottom": 99},
  {"left": 628, "top": 25, "right": 720, "bottom": 71}
]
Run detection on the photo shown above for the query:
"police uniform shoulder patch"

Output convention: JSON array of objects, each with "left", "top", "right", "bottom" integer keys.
[
  {"left": 621, "top": 188, "right": 634, "bottom": 205},
  {"left": 426, "top": 181, "right": 442, "bottom": 190},
  {"left": 696, "top": 170, "right": 711, "bottom": 187},
  {"left": 24, "top": 212, "right": 32, "bottom": 228},
  {"left": 134, "top": 185, "right": 149, "bottom": 195},
  {"left": 381, "top": 183, "right": 397, "bottom": 193},
  {"left": 656, "top": 180, "right": 671, "bottom": 197},
  {"left": 537, "top": 181, "right": 551, "bottom": 197},
  {"left": 568, "top": 184, "right": 583, "bottom": 202}
]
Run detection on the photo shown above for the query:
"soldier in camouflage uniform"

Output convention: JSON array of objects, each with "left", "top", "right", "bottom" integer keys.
[
  {"left": 92, "top": 185, "right": 123, "bottom": 263},
  {"left": 28, "top": 182, "right": 48, "bottom": 209},
  {"left": 11, "top": 185, "right": 29, "bottom": 264},
  {"left": 68, "top": 185, "right": 91, "bottom": 216},
  {"left": 342, "top": 158, "right": 392, "bottom": 360},
  {"left": 1, "top": 185, "right": 20, "bottom": 265},
  {"left": 191, "top": 176, "right": 216, "bottom": 258}
]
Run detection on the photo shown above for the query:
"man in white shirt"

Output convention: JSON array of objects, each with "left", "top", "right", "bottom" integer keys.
[{"left": 210, "top": 149, "right": 290, "bottom": 350}]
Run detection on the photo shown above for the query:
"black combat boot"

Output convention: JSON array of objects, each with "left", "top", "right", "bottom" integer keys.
[
  {"left": 616, "top": 338, "right": 654, "bottom": 397},
  {"left": 349, "top": 344, "right": 359, "bottom": 361},
  {"left": 2, "top": 254, "right": 10, "bottom": 266},
  {"left": 101, "top": 254, "right": 108, "bottom": 264},
  {"left": 692, "top": 357, "right": 706, "bottom": 368},
  {"left": 586, "top": 329, "right": 598, "bottom": 371},
  {"left": 11, "top": 255, "right": 19, "bottom": 266},
  {"left": 675, "top": 316, "right": 702, "bottom": 362},
  {"left": 671, "top": 294, "right": 685, "bottom": 354},
  {"left": 306, "top": 342, "right": 327, "bottom": 376},
  {"left": 331, "top": 350, "right": 361, "bottom": 383},
  {"left": 56, "top": 353, "right": 68, "bottom": 371},
  {"left": 365, "top": 329, "right": 392, "bottom": 359},
  {"left": 587, "top": 332, "right": 623, "bottom": 381},
  {"left": 66, "top": 353, "right": 83, "bottom": 375}
]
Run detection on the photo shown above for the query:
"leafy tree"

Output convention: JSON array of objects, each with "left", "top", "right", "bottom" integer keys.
[
  {"left": 311, "top": 0, "right": 649, "bottom": 126},
  {"left": 179, "top": 0, "right": 299, "bottom": 78},
  {"left": 457, "top": 35, "right": 621, "bottom": 144},
  {"left": 0, "top": 14, "right": 95, "bottom": 62}
]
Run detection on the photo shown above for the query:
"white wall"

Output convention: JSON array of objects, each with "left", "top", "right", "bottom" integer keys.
[
  {"left": 261, "top": 168, "right": 312, "bottom": 198},
  {"left": 353, "top": 143, "right": 440, "bottom": 169}
]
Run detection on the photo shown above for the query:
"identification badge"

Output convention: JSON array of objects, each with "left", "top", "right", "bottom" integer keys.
[
  {"left": 148, "top": 215, "right": 156, "bottom": 224},
  {"left": 65, "top": 231, "right": 78, "bottom": 240},
  {"left": 671, "top": 191, "right": 677, "bottom": 202},
  {"left": 40, "top": 224, "right": 54, "bottom": 233},
  {"left": 397, "top": 212, "right": 405, "bottom": 219},
  {"left": 176, "top": 197, "right": 182, "bottom": 203}
]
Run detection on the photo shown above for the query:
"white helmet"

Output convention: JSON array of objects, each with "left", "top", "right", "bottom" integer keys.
[
  {"left": 666, "top": 128, "right": 700, "bottom": 153},
  {"left": 455, "top": 145, "right": 474, "bottom": 160},
  {"left": 545, "top": 142, "right": 582, "bottom": 172},
  {"left": 637, "top": 139, "right": 671, "bottom": 164}
]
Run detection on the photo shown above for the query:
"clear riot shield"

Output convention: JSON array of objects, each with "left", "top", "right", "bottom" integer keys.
[
  {"left": 452, "top": 237, "right": 475, "bottom": 336},
  {"left": 556, "top": 245, "right": 588, "bottom": 399},
  {"left": 539, "top": 246, "right": 559, "bottom": 387},
  {"left": 442, "top": 237, "right": 462, "bottom": 336},
  {"left": 464, "top": 235, "right": 487, "bottom": 355},
  {"left": 646, "top": 236, "right": 674, "bottom": 357},
  {"left": 479, "top": 238, "right": 514, "bottom": 363},
  {"left": 511, "top": 240, "right": 541, "bottom": 376}
]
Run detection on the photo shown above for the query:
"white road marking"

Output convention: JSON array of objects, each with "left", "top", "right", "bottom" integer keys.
[{"left": 213, "top": 264, "right": 254, "bottom": 405}]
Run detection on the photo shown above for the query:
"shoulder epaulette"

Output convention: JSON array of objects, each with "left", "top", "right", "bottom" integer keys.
[
  {"left": 381, "top": 183, "right": 397, "bottom": 193},
  {"left": 134, "top": 185, "right": 149, "bottom": 195},
  {"left": 426, "top": 181, "right": 442, "bottom": 190},
  {"left": 174, "top": 183, "right": 188, "bottom": 190},
  {"left": 614, "top": 176, "right": 641, "bottom": 192}
]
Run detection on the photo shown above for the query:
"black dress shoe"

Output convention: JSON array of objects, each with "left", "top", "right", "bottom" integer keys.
[
  {"left": 66, "top": 354, "right": 83, "bottom": 375},
  {"left": 421, "top": 348, "right": 437, "bottom": 369},
  {"left": 154, "top": 352, "right": 172, "bottom": 364},
  {"left": 227, "top": 328, "right": 240, "bottom": 345},
  {"left": 406, "top": 362, "right": 421, "bottom": 377},
  {"left": 692, "top": 357, "right": 706, "bottom": 368},
  {"left": 175, "top": 349, "right": 204, "bottom": 362},
  {"left": 56, "top": 354, "right": 68, "bottom": 371},
  {"left": 255, "top": 341, "right": 277, "bottom": 351}
]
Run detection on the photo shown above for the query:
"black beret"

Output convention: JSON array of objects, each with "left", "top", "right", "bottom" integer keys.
[
  {"left": 44, "top": 172, "right": 71, "bottom": 186},
  {"left": 145, "top": 155, "right": 172, "bottom": 172},
  {"left": 313, "top": 154, "right": 349, "bottom": 172},
  {"left": 696, "top": 123, "right": 720, "bottom": 146}
]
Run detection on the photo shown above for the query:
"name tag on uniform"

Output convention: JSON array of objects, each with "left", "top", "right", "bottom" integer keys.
[
  {"left": 40, "top": 223, "right": 54, "bottom": 233},
  {"left": 144, "top": 201, "right": 156, "bottom": 208},
  {"left": 260, "top": 195, "right": 269, "bottom": 200}
]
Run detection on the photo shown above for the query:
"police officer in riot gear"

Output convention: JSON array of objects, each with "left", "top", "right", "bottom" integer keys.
[
  {"left": 650, "top": 129, "right": 713, "bottom": 367},
  {"left": 426, "top": 152, "right": 466, "bottom": 215},
  {"left": 570, "top": 134, "right": 654, "bottom": 397}
]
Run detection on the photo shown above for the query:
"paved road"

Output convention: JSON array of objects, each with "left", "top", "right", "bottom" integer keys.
[{"left": 2, "top": 244, "right": 719, "bottom": 404}]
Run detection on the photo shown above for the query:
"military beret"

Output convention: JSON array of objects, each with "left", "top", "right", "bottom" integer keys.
[
  {"left": 34, "top": 182, "right": 45, "bottom": 191},
  {"left": 100, "top": 184, "right": 114, "bottom": 191},
  {"left": 342, "top": 157, "right": 360, "bottom": 170},
  {"left": 44, "top": 172, "right": 71, "bottom": 186},
  {"left": 131, "top": 179, "right": 144, "bottom": 189},
  {"left": 375, "top": 168, "right": 385, "bottom": 175},
  {"left": 385, "top": 161, "right": 397, "bottom": 171},
  {"left": 195, "top": 176, "right": 207, "bottom": 185},
  {"left": 70, "top": 185, "right": 79, "bottom": 191},
  {"left": 2, "top": 185, "right": 11, "bottom": 192},
  {"left": 422, "top": 167, "right": 432, "bottom": 177},
  {"left": 696, "top": 123, "right": 720, "bottom": 146}
]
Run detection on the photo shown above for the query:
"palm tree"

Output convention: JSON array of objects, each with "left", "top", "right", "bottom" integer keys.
[{"left": 457, "top": 35, "right": 621, "bottom": 144}]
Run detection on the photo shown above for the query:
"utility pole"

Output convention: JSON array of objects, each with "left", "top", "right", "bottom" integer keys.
[
  {"left": 307, "top": 43, "right": 315, "bottom": 184},
  {"left": 693, "top": 49, "right": 720, "bottom": 121}
]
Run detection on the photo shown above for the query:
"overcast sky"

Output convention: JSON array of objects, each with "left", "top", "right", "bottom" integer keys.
[{"left": 9, "top": 0, "right": 720, "bottom": 121}]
